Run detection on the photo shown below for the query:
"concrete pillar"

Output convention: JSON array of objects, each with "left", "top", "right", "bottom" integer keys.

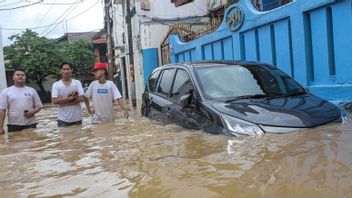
[{"left": 0, "top": 27, "right": 7, "bottom": 91}]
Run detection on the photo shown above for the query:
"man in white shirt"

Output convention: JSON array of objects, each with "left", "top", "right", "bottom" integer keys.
[
  {"left": 85, "top": 63, "right": 128, "bottom": 124},
  {"left": 51, "top": 62, "right": 85, "bottom": 127},
  {"left": 0, "top": 69, "right": 43, "bottom": 134}
]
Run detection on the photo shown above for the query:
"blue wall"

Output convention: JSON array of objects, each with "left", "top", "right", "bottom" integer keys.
[
  {"left": 169, "top": 0, "right": 352, "bottom": 102},
  {"left": 142, "top": 48, "right": 159, "bottom": 85}
]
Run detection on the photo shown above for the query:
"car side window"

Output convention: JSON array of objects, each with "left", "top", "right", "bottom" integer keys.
[
  {"left": 148, "top": 70, "right": 161, "bottom": 92},
  {"left": 156, "top": 69, "right": 175, "bottom": 97},
  {"left": 171, "top": 69, "right": 194, "bottom": 103}
]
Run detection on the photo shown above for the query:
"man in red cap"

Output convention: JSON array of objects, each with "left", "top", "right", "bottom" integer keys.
[{"left": 85, "top": 63, "right": 128, "bottom": 124}]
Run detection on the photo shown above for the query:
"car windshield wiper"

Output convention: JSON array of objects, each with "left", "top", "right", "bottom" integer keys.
[
  {"left": 225, "top": 94, "right": 268, "bottom": 103},
  {"left": 263, "top": 91, "right": 307, "bottom": 100},
  {"left": 282, "top": 91, "right": 307, "bottom": 97}
]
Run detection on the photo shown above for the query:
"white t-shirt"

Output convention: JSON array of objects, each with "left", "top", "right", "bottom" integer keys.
[
  {"left": 51, "top": 79, "right": 85, "bottom": 122},
  {"left": 0, "top": 86, "right": 43, "bottom": 126},
  {"left": 86, "top": 80, "right": 122, "bottom": 123}
]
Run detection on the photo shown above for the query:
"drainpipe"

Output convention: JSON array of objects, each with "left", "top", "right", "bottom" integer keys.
[
  {"left": 105, "top": 0, "right": 114, "bottom": 80},
  {"left": 126, "top": 0, "right": 136, "bottom": 106}
]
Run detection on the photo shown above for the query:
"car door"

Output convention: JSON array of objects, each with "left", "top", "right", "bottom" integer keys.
[
  {"left": 143, "top": 69, "right": 161, "bottom": 117},
  {"left": 167, "top": 68, "right": 201, "bottom": 130},
  {"left": 148, "top": 68, "right": 176, "bottom": 123}
]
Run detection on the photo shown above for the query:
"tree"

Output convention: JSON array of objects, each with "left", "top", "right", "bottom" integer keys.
[
  {"left": 4, "top": 30, "right": 96, "bottom": 95},
  {"left": 4, "top": 29, "right": 61, "bottom": 92},
  {"left": 59, "top": 39, "right": 96, "bottom": 76}
]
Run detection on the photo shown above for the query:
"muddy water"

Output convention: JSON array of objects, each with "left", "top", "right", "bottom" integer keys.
[{"left": 0, "top": 106, "right": 352, "bottom": 198}]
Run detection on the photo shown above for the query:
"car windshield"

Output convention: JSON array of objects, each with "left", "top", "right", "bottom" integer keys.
[{"left": 195, "top": 64, "right": 306, "bottom": 101}]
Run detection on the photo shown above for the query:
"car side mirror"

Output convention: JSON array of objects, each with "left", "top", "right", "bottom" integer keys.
[{"left": 179, "top": 94, "right": 192, "bottom": 109}]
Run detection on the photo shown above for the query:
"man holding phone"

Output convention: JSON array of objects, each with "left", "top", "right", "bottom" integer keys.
[
  {"left": 51, "top": 62, "right": 85, "bottom": 127},
  {"left": 0, "top": 69, "right": 43, "bottom": 134}
]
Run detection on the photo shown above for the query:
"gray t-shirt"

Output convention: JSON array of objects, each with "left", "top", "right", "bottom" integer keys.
[
  {"left": 51, "top": 79, "right": 85, "bottom": 123},
  {"left": 0, "top": 85, "right": 43, "bottom": 126},
  {"left": 86, "top": 80, "right": 122, "bottom": 123}
]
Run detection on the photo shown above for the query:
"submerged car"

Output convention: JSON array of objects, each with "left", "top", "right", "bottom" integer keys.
[{"left": 141, "top": 61, "right": 343, "bottom": 135}]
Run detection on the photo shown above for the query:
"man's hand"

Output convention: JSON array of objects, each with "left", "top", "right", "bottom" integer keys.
[
  {"left": 0, "top": 127, "right": 4, "bottom": 134},
  {"left": 24, "top": 109, "right": 36, "bottom": 118},
  {"left": 87, "top": 107, "right": 95, "bottom": 116},
  {"left": 124, "top": 109, "right": 129, "bottom": 119},
  {"left": 68, "top": 95, "right": 78, "bottom": 102}
]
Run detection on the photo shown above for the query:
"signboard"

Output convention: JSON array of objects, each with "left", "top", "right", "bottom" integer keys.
[{"left": 226, "top": 5, "right": 245, "bottom": 32}]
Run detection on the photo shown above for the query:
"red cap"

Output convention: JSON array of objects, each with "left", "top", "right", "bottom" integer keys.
[{"left": 92, "top": 63, "right": 108, "bottom": 71}]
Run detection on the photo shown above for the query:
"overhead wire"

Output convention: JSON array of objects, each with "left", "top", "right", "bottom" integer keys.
[
  {"left": 40, "top": 0, "right": 84, "bottom": 5},
  {"left": 36, "top": 0, "right": 56, "bottom": 27},
  {"left": 0, "top": 0, "right": 100, "bottom": 31},
  {"left": 0, "top": 0, "right": 23, "bottom": 8},
  {"left": 43, "top": 0, "right": 100, "bottom": 36},
  {"left": 41, "top": 2, "right": 79, "bottom": 35},
  {"left": 0, "top": 0, "right": 42, "bottom": 11}
]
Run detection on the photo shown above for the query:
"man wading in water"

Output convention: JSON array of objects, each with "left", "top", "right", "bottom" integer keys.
[
  {"left": 51, "top": 62, "right": 85, "bottom": 127},
  {"left": 85, "top": 63, "right": 128, "bottom": 124},
  {"left": 0, "top": 69, "right": 43, "bottom": 134}
]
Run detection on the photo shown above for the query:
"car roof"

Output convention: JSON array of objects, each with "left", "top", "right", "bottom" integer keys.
[{"left": 156, "top": 60, "right": 273, "bottom": 70}]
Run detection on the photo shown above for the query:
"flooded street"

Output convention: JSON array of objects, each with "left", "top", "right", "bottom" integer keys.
[{"left": 0, "top": 105, "right": 352, "bottom": 198}]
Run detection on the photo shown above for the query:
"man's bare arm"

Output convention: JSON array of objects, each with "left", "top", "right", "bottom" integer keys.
[
  {"left": 115, "top": 99, "right": 129, "bottom": 119},
  {"left": 24, "top": 105, "right": 41, "bottom": 118},
  {"left": 0, "top": 109, "right": 6, "bottom": 134},
  {"left": 52, "top": 95, "right": 84, "bottom": 106}
]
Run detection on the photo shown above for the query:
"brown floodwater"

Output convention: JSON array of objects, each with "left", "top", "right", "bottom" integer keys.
[{"left": 0, "top": 105, "right": 352, "bottom": 198}]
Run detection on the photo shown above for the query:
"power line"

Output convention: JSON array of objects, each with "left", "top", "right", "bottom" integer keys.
[
  {"left": 1, "top": 0, "right": 100, "bottom": 31},
  {"left": 36, "top": 0, "right": 56, "bottom": 27},
  {"left": 43, "top": 0, "right": 100, "bottom": 36},
  {"left": 41, "top": 0, "right": 84, "bottom": 5},
  {"left": 0, "top": 0, "right": 42, "bottom": 11},
  {"left": 0, "top": 0, "right": 23, "bottom": 8},
  {"left": 42, "top": 3, "right": 79, "bottom": 35}
]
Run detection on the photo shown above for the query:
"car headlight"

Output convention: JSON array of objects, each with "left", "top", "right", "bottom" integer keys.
[{"left": 221, "top": 114, "right": 264, "bottom": 136}]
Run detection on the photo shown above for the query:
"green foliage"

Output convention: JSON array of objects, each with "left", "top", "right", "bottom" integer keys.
[
  {"left": 59, "top": 39, "right": 96, "bottom": 75},
  {"left": 4, "top": 29, "right": 96, "bottom": 92},
  {"left": 4, "top": 29, "right": 61, "bottom": 91}
]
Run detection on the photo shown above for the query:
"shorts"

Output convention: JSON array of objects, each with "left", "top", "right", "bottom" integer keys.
[
  {"left": 7, "top": 124, "right": 37, "bottom": 132},
  {"left": 57, "top": 120, "right": 82, "bottom": 127}
]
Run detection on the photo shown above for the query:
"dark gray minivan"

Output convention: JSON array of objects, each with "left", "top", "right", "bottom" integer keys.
[{"left": 141, "top": 61, "right": 344, "bottom": 135}]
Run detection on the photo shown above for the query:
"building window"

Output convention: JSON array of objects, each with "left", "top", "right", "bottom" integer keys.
[
  {"left": 171, "top": 0, "right": 194, "bottom": 7},
  {"left": 252, "top": 0, "right": 292, "bottom": 11}
]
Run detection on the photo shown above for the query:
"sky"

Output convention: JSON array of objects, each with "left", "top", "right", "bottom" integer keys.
[{"left": 0, "top": 0, "right": 104, "bottom": 46}]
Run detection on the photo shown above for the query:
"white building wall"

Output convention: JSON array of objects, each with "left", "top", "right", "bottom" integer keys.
[
  {"left": 0, "top": 27, "right": 7, "bottom": 91},
  {"left": 131, "top": 16, "right": 144, "bottom": 102},
  {"left": 112, "top": 4, "right": 125, "bottom": 48},
  {"left": 139, "top": 0, "right": 207, "bottom": 18},
  {"left": 112, "top": 0, "right": 212, "bottom": 108}
]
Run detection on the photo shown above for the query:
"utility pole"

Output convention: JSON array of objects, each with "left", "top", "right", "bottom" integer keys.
[
  {"left": 0, "top": 26, "right": 7, "bottom": 91},
  {"left": 126, "top": 0, "right": 136, "bottom": 106},
  {"left": 105, "top": 0, "right": 114, "bottom": 80}
]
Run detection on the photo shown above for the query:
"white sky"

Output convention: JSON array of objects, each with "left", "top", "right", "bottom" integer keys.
[{"left": 0, "top": 0, "right": 104, "bottom": 46}]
